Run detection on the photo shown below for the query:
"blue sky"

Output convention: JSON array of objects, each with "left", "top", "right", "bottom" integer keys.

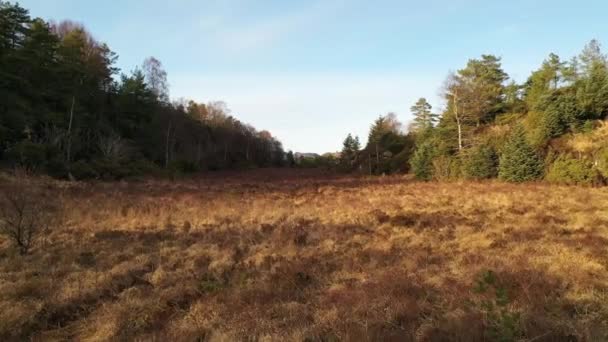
[{"left": 21, "top": 0, "right": 608, "bottom": 153}]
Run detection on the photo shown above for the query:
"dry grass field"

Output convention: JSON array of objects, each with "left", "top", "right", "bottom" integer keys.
[{"left": 1, "top": 169, "right": 608, "bottom": 341}]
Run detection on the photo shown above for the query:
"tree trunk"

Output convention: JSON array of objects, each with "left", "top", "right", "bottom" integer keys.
[
  {"left": 224, "top": 142, "right": 228, "bottom": 162},
  {"left": 66, "top": 95, "right": 76, "bottom": 164},
  {"left": 456, "top": 117, "right": 463, "bottom": 151},
  {"left": 197, "top": 138, "right": 202, "bottom": 165},
  {"left": 165, "top": 120, "right": 172, "bottom": 168},
  {"left": 454, "top": 92, "right": 463, "bottom": 151}
]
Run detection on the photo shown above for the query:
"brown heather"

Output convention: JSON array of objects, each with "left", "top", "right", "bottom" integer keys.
[{"left": 1, "top": 169, "right": 607, "bottom": 341}]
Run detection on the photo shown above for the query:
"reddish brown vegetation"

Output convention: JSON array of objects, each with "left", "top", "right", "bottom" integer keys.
[{"left": 0, "top": 169, "right": 607, "bottom": 341}]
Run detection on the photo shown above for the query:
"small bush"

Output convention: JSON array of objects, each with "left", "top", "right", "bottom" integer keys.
[
  {"left": 125, "top": 159, "right": 159, "bottom": 177},
  {"left": 472, "top": 270, "right": 522, "bottom": 342},
  {"left": 70, "top": 160, "right": 99, "bottom": 180},
  {"left": 546, "top": 155, "right": 598, "bottom": 185},
  {"left": 463, "top": 145, "right": 498, "bottom": 180},
  {"left": 46, "top": 159, "right": 69, "bottom": 179},
  {"left": 169, "top": 160, "right": 200, "bottom": 174},
  {"left": 597, "top": 148, "right": 608, "bottom": 178},
  {"left": 432, "top": 155, "right": 461, "bottom": 181},
  {"left": 93, "top": 159, "right": 132, "bottom": 180},
  {"left": 7, "top": 141, "right": 47, "bottom": 172}
]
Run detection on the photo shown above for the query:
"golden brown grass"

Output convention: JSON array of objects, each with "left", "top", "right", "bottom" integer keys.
[{"left": 1, "top": 169, "right": 607, "bottom": 341}]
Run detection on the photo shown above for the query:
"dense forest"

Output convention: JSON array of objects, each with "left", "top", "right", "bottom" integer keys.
[
  {"left": 0, "top": 2, "right": 285, "bottom": 180},
  {"left": 3, "top": 2, "right": 608, "bottom": 185},
  {"left": 331, "top": 41, "right": 608, "bottom": 185}
]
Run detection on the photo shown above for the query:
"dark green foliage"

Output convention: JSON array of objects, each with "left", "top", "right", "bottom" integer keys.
[
  {"left": 499, "top": 127, "right": 543, "bottom": 182},
  {"left": 6, "top": 141, "right": 47, "bottom": 171},
  {"left": 546, "top": 155, "right": 598, "bottom": 185},
  {"left": 356, "top": 113, "right": 414, "bottom": 175},
  {"left": 462, "top": 145, "right": 498, "bottom": 180},
  {"left": 411, "top": 140, "right": 437, "bottom": 180},
  {"left": 70, "top": 160, "right": 99, "bottom": 180},
  {"left": 286, "top": 151, "right": 296, "bottom": 167},
  {"left": 389, "top": 148, "right": 411, "bottom": 173},
  {"left": 0, "top": 2, "right": 285, "bottom": 179},
  {"left": 339, "top": 133, "right": 360, "bottom": 171},
  {"left": 410, "top": 97, "right": 438, "bottom": 132}
]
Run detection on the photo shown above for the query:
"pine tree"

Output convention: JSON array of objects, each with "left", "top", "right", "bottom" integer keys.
[
  {"left": 498, "top": 127, "right": 543, "bottom": 182},
  {"left": 410, "top": 98, "right": 438, "bottom": 132}
]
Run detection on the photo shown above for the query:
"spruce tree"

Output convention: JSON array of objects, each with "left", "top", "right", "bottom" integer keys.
[
  {"left": 498, "top": 127, "right": 543, "bottom": 182},
  {"left": 410, "top": 140, "right": 437, "bottom": 180}
]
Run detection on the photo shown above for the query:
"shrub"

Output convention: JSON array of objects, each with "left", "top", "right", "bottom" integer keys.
[
  {"left": 463, "top": 145, "right": 499, "bottom": 180},
  {"left": 46, "top": 159, "right": 69, "bottom": 179},
  {"left": 473, "top": 270, "right": 522, "bottom": 342},
  {"left": 92, "top": 159, "right": 131, "bottom": 180},
  {"left": 546, "top": 155, "right": 598, "bottom": 185},
  {"left": 125, "top": 159, "right": 159, "bottom": 177},
  {"left": 597, "top": 148, "right": 608, "bottom": 178},
  {"left": 432, "top": 155, "right": 461, "bottom": 181},
  {"left": 499, "top": 127, "right": 543, "bottom": 182},
  {"left": 7, "top": 141, "right": 47, "bottom": 172},
  {"left": 410, "top": 141, "right": 437, "bottom": 180},
  {"left": 0, "top": 173, "right": 58, "bottom": 255},
  {"left": 169, "top": 160, "right": 200, "bottom": 174},
  {"left": 70, "top": 160, "right": 99, "bottom": 180}
]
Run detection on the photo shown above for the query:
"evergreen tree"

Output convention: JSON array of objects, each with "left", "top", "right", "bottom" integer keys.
[
  {"left": 411, "top": 140, "right": 437, "bottom": 181},
  {"left": 525, "top": 53, "right": 567, "bottom": 111},
  {"left": 498, "top": 127, "right": 543, "bottom": 182},
  {"left": 340, "top": 133, "right": 359, "bottom": 171},
  {"left": 286, "top": 150, "right": 295, "bottom": 167},
  {"left": 463, "top": 145, "right": 498, "bottom": 179},
  {"left": 575, "top": 41, "right": 608, "bottom": 120},
  {"left": 453, "top": 55, "right": 509, "bottom": 124},
  {"left": 410, "top": 97, "right": 438, "bottom": 133}
]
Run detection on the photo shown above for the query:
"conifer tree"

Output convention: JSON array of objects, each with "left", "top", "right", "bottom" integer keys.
[
  {"left": 410, "top": 98, "right": 438, "bottom": 132},
  {"left": 411, "top": 140, "right": 437, "bottom": 180},
  {"left": 498, "top": 127, "right": 543, "bottom": 182}
]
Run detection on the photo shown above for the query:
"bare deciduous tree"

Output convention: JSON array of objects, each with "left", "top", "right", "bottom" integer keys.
[
  {"left": 0, "top": 173, "right": 59, "bottom": 255},
  {"left": 97, "top": 132, "right": 129, "bottom": 162},
  {"left": 142, "top": 56, "right": 169, "bottom": 102}
]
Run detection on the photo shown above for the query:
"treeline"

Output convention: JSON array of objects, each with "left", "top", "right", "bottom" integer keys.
[
  {"left": 336, "top": 40, "right": 608, "bottom": 185},
  {"left": 0, "top": 2, "right": 285, "bottom": 180}
]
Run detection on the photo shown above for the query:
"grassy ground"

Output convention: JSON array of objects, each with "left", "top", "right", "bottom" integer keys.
[{"left": 0, "top": 169, "right": 607, "bottom": 341}]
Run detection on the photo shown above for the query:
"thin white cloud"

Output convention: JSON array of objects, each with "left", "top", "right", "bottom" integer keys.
[{"left": 197, "top": 0, "right": 346, "bottom": 53}]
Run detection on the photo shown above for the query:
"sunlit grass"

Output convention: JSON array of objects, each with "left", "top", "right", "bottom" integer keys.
[{"left": 1, "top": 170, "right": 607, "bottom": 341}]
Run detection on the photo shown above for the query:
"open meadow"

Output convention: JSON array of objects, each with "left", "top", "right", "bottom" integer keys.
[{"left": 1, "top": 170, "right": 608, "bottom": 341}]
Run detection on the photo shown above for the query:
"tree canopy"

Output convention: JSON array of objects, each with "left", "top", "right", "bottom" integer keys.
[{"left": 0, "top": 1, "right": 285, "bottom": 179}]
